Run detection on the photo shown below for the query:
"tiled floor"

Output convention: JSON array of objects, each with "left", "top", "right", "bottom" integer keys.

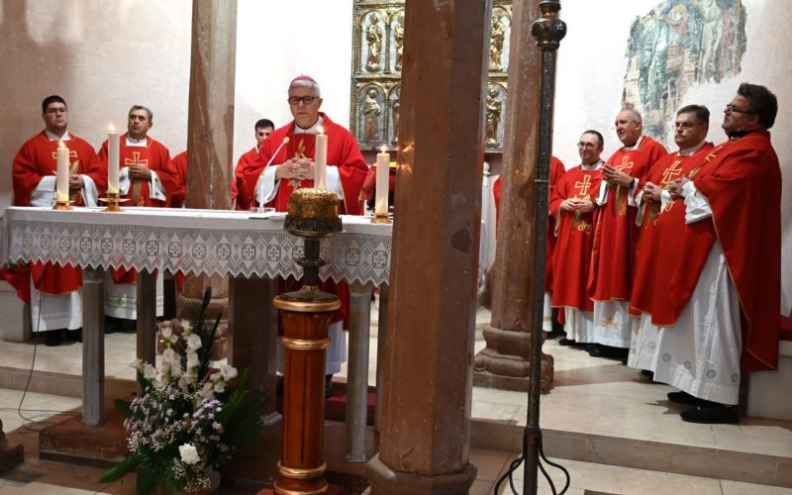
[{"left": 1, "top": 303, "right": 791, "bottom": 494}]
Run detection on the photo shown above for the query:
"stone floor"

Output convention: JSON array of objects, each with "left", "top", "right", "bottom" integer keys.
[{"left": 0, "top": 303, "right": 791, "bottom": 494}]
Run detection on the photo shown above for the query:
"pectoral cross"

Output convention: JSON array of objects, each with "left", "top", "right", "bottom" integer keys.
[
  {"left": 661, "top": 160, "right": 683, "bottom": 186},
  {"left": 574, "top": 174, "right": 593, "bottom": 198},
  {"left": 125, "top": 151, "right": 149, "bottom": 205}
]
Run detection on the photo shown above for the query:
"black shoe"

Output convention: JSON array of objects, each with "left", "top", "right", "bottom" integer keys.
[
  {"left": 44, "top": 330, "right": 64, "bottom": 347},
  {"left": 325, "top": 374, "right": 334, "bottom": 399},
  {"left": 680, "top": 404, "right": 740, "bottom": 424},
  {"left": 558, "top": 338, "right": 576, "bottom": 346},
  {"left": 667, "top": 391, "right": 713, "bottom": 407},
  {"left": 65, "top": 328, "right": 82, "bottom": 343},
  {"left": 588, "top": 345, "right": 629, "bottom": 359},
  {"left": 640, "top": 369, "right": 655, "bottom": 380}
]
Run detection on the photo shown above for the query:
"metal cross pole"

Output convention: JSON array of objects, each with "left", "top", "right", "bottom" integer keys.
[{"left": 524, "top": 2, "right": 566, "bottom": 495}]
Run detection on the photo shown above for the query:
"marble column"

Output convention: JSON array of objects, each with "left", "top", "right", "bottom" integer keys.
[
  {"left": 180, "top": 0, "right": 237, "bottom": 353},
  {"left": 473, "top": 0, "right": 554, "bottom": 394},
  {"left": 364, "top": 1, "right": 490, "bottom": 494}
]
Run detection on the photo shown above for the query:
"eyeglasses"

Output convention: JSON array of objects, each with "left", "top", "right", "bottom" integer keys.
[
  {"left": 724, "top": 104, "right": 752, "bottom": 114},
  {"left": 288, "top": 96, "right": 319, "bottom": 106},
  {"left": 674, "top": 122, "right": 695, "bottom": 129},
  {"left": 45, "top": 107, "right": 68, "bottom": 115},
  {"left": 577, "top": 142, "right": 597, "bottom": 149}
]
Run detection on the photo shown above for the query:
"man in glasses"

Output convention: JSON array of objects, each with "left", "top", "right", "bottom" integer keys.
[
  {"left": 3, "top": 95, "right": 104, "bottom": 346},
  {"left": 649, "top": 83, "right": 781, "bottom": 424},
  {"left": 626, "top": 105, "right": 714, "bottom": 374},
  {"left": 549, "top": 131, "right": 604, "bottom": 345},
  {"left": 237, "top": 75, "right": 368, "bottom": 395},
  {"left": 587, "top": 105, "right": 667, "bottom": 359}
]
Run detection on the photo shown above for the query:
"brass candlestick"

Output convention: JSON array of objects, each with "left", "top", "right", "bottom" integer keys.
[
  {"left": 273, "top": 187, "right": 342, "bottom": 495},
  {"left": 371, "top": 212, "right": 391, "bottom": 224},
  {"left": 53, "top": 199, "right": 72, "bottom": 210},
  {"left": 101, "top": 192, "right": 125, "bottom": 212}
]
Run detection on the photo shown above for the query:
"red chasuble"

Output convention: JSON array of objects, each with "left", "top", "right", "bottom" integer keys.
[
  {"left": 6, "top": 132, "right": 103, "bottom": 302},
  {"left": 660, "top": 132, "right": 781, "bottom": 371},
  {"left": 494, "top": 157, "right": 565, "bottom": 291},
  {"left": 237, "top": 114, "right": 368, "bottom": 327},
  {"left": 237, "top": 114, "right": 368, "bottom": 215},
  {"left": 169, "top": 151, "right": 188, "bottom": 208},
  {"left": 549, "top": 164, "right": 601, "bottom": 312},
  {"left": 96, "top": 135, "right": 177, "bottom": 284},
  {"left": 232, "top": 147, "right": 258, "bottom": 205},
  {"left": 588, "top": 136, "right": 666, "bottom": 302},
  {"left": 629, "top": 143, "right": 714, "bottom": 316}
]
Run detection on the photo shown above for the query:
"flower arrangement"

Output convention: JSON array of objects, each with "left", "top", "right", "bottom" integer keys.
[{"left": 100, "top": 288, "right": 265, "bottom": 495}]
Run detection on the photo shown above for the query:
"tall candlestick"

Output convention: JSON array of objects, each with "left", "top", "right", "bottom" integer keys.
[
  {"left": 375, "top": 146, "right": 390, "bottom": 214},
  {"left": 107, "top": 125, "right": 120, "bottom": 194},
  {"left": 56, "top": 140, "right": 70, "bottom": 202},
  {"left": 315, "top": 126, "right": 328, "bottom": 189}
]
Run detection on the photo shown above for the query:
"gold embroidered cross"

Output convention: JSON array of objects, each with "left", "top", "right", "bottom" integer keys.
[
  {"left": 574, "top": 174, "right": 593, "bottom": 197},
  {"left": 661, "top": 160, "right": 683, "bottom": 186}
]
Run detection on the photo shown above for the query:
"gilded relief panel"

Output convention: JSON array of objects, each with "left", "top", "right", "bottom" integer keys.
[{"left": 351, "top": 1, "right": 512, "bottom": 152}]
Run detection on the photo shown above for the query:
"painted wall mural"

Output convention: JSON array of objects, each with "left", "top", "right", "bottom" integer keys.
[{"left": 622, "top": 0, "right": 746, "bottom": 140}]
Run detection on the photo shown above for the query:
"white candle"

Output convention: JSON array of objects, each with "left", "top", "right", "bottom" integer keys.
[
  {"left": 315, "top": 126, "right": 328, "bottom": 189},
  {"left": 56, "top": 140, "right": 69, "bottom": 202},
  {"left": 375, "top": 145, "right": 390, "bottom": 214},
  {"left": 107, "top": 124, "right": 120, "bottom": 194}
]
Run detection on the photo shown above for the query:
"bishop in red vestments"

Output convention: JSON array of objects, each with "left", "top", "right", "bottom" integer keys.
[
  {"left": 626, "top": 105, "right": 713, "bottom": 371},
  {"left": 4, "top": 95, "right": 104, "bottom": 345},
  {"left": 550, "top": 131, "right": 604, "bottom": 343},
  {"left": 651, "top": 84, "right": 781, "bottom": 424},
  {"left": 587, "top": 106, "right": 666, "bottom": 355},
  {"left": 236, "top": 76, "right": 367, "bottom": 384}
]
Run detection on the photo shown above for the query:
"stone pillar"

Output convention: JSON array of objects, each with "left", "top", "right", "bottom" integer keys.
[
  {"left": 365, "top": 1, "right": 490, "bottom": 494},
  {"left": 82, "top": 267, "right": 105, "bottom": 426},
  {"left": 181, "top": 0, "right": 237, "bottom": 351},
  {"left": 473, "top": 0, "right": 554, "bottom": 394}
]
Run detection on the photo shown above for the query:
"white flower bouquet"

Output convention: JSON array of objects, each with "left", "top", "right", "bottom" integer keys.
[{"left": 100, "top": 288, "right": 265, "bottom": 495}]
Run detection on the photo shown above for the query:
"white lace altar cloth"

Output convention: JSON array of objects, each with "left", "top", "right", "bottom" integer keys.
[{"left": 0, "top": 207, "right": 392, "bottom": 286}]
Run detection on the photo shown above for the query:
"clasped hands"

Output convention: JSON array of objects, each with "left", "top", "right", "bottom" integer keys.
[
  {"left": 666, "top": 177, "right": 690, "bottom": 200},
  {"left": 560, "top": 198, "right": 594, "bottom": 213},
  {"left": 276, "top": 155, "right": 314, "bottom": 181},
  {"left": 128, "top": 164, "right": 152, "bottom": 181},
  {"left": 68, "top": 174, "right": 84, "bottom": 191},
  {"left": 602, "top": 165, "right": 634, "bottom": 188}
]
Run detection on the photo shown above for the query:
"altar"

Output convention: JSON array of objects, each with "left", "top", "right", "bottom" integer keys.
[{"left": 0, "top": 206, "right": 392, "bottom": 461}]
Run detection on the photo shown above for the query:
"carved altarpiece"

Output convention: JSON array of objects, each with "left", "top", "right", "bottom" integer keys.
[{"left": 350, "top": 1, "right": 512, "bottom": 152}]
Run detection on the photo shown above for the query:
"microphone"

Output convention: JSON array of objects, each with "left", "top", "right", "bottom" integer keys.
[{"left": 257, "top": 137, "right": 290, "bottom": 208}]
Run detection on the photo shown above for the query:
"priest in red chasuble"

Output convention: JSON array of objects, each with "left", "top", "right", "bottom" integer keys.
[
  {"left": 587, "top": 105, "right": 667, "bottom": 358},
  {"left": 493, "top": 156, "right": 565, "bottom": 332},
  {"left": 169, "top": 151, "right": 188, "bottom": 208},
  {"left": 626, "top": 105, "right": 714, "bottom": 373},
  {"left": 237, "top": 75, "right": 368, "bottom": 389},
  {"left": 4, "top": 95, "right": 104, "bottom": 345},
  {"left": 232, "top": 119, "right": 274, "bottom": 208},
  {"left": 94, "top": 105, "right": 177, "bottom": 328},
  {"left": 550, "top": 131, "right": 604, "bottom": 344},
  {"left": 647, "top": 84, "right": 781, "bottom": 424}
]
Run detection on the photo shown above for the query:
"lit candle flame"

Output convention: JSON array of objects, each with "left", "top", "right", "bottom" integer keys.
[
  {"left": 58, "top": 140, "right": 66, "bottom": 149},
  {"left": 108, "top": 123, "right": 116, "bottom": 133},
  {"left": 380, "top": 144, "right": 387, "bottom": 154},
  {"left": 318, "top": 125, "right": 324, "bottom": 135}
]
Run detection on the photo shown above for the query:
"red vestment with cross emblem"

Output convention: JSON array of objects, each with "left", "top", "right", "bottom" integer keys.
[
  {"left": 588, "top": 136, "right": 666, "bottom": 302},
  {"left": 3, "top": 132, "right": 102, "bottom": 302},
  {"left": 629, "top": 143, "right": 714, "bottom": 316},
  {"left": 549, "top": 164, "right": 601, "bottom": 312}
]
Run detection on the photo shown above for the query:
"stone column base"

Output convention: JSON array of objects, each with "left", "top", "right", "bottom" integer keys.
[
  {"left": 473, "top": 326, "right": 554, "bottom": 393},
  {"left": 364, "top": 454, "right": 477, "bottom": 495}
]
